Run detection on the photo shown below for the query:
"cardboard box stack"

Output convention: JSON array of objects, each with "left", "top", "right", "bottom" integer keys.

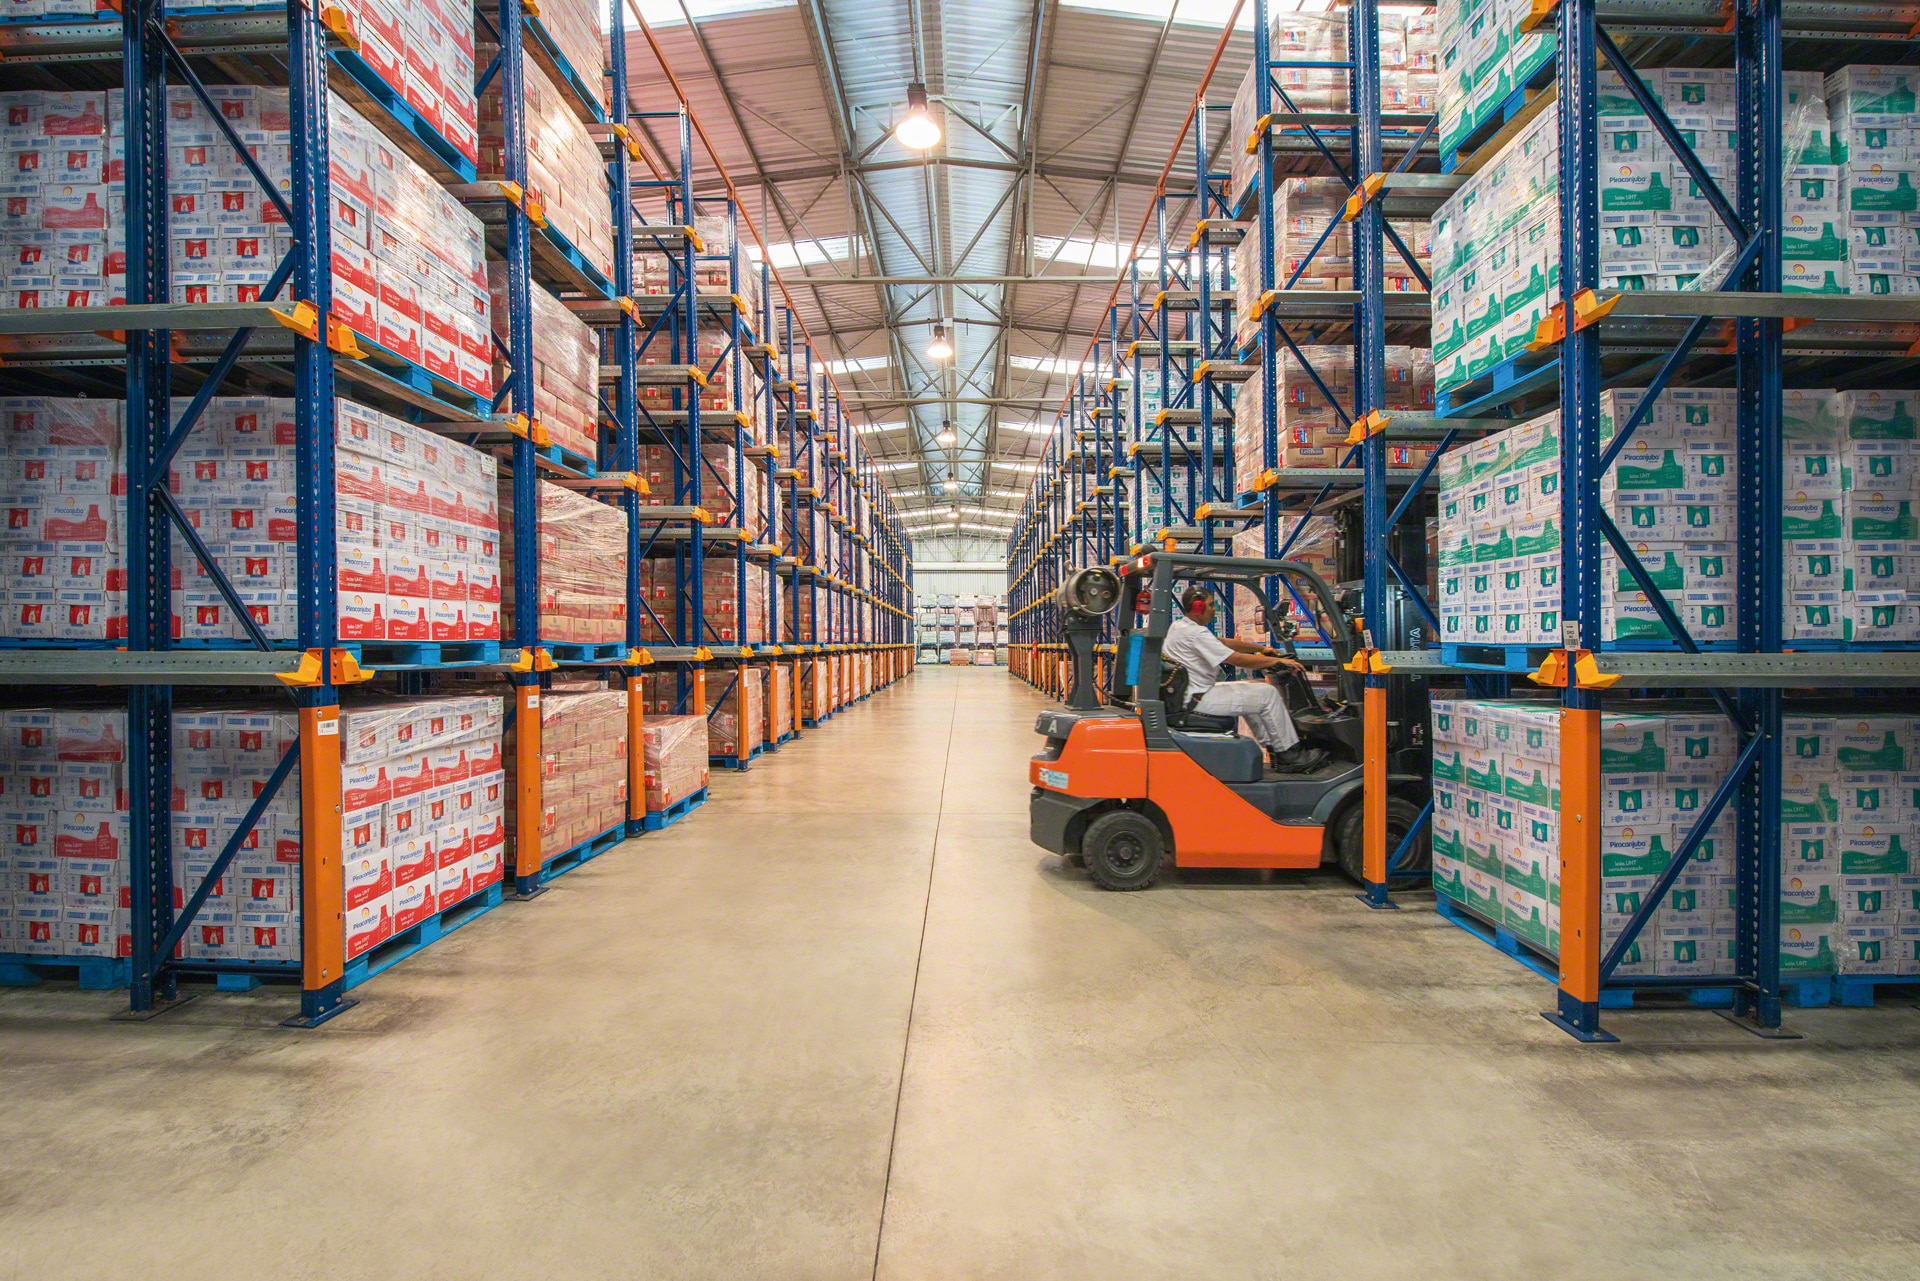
[
  {"left": 1232, "top": 344, "right": 1435, "bottom": 484},
  {"left": 522, "top": 0, "right": 608, "bottom": 115},
  {"left": 1597, "top": 387, "right": 1739, "bottom": 644},
  {"left": 499, "top": 479, "right": 627, "bottom": 647},
  {"left": 0, "top": 398, "right": 124, "bottom": 642},
  {"left": 1434, "top": 409, "right": 1562, "bottom": 645},
  {"left": 768, "top": 661, "right": 793, "bottom": 742},
  {"left": 1779, "top": 713, "right": 1920, "bottom": 977},
  {"left": 640, "top": 713, "right": 708, "bottom": 811},
  {"left": 1822, "top": 67, "right": 1919, "bottom": 295},
  {"left": 1230, "top": 12, "right": 1440, "bottom": 210},
  {"left": 340, "top": 695, "right": 505, "bottom": 960},
  {"left": 1435, "top": 0, "right": 1556, "bottom": 166},
  {"left": 708, "top": 665, "right": 763, "bottom": 760},
  {"left": 1230, "top": 522, "right": 1338, "bottom": 644},
  {"left": 0, "top": 395, "right": 502, "bottom": 646},
  {"left": 660, "top": 215, "right": 761, "bottom": 310},
  {"left": 506, "top": 682, "right": 628, "bottom": 859},
  {"left": 335, "top": 397, "right": 503, "bottom": 647},
  {"left": 1231, "top": 178, "right": 1433, "bottom": 337},
  {"left": 0, "top": 709, "right": 129, "bottom": 961},
  {"left": 701, "top": 558, "right": 769, "bottom": 644},
  {"left": 1432, "top": 698, "right": 1745, "bottom": 978},
  {"left": 478, "top": 54, "right": 615, "bottom": 287},
  {"left": 168, "top": 706, "right": 302, "bottom": 964},
  {"left": 485, "top": 259, "right": 598, "bottom": 461},
  {"left": 315, "top": 0, "right": 480, "bottom": 166},
  {"left": 1432, "top": 47, "right": 1915, "bottom": 392},
  {"left": 0, "top": 88, "right": 493, "bottom": 396},
  {"left": 1784, "top": 389, "right": 1920, "bottom": 643}
]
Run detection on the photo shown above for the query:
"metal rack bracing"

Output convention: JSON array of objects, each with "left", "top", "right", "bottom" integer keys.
[{"left": 0, "top": 0, "right": 912, "bottom": 1024}]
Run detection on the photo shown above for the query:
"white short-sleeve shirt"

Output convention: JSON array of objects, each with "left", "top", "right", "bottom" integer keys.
[{"left": 1163, "top": 614, "right": 1234, "bottom": 699}]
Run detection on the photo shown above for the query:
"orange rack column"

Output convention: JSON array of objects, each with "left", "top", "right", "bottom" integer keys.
[{"left": 511, "top": 682, "right": 545, "bottom": 898}]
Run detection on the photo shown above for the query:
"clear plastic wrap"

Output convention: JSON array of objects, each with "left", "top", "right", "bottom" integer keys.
[
  {"left": 478, "top": 53, "right": 615, "bottom": 282},
  {"left": 767, "top": 662, "right": 794, "bottom": 743},
  {"left": 506, "top": 684, "right": 628, "bottom": 856},
  {"left": 642, "top": 713, "right": 709, "bottom": 809},
  {"left": 709, "top": 665, "right": 763, "bottom": 759},
  {"left": 499, "top": 479, "right": 629, "bottom": 646},
  {"left": 487, "top": 260, "right": 599, "bottom": 460}
]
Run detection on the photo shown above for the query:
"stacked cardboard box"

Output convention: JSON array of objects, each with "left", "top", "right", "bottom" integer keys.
[
  {"left": 1231, "top": 344, "right": 1435, "bottom": 483},
  {"left": 0, "top": 398, "right": 124, "bottom": 641},
  {"left": 1435, "top": 0, "right": 1556, "bottom": 165},
  {"left": 525, "top": 0, "right": 607, "bottom": 115},
  {"left": 1432, "top": 52, "right": 1909, "bottom": 393},
  {"left": 0, "top": 709, "right": 130, "bottom": 961},
  {"left": 641, "top": 713, "right": 708, "bottom": 811},
  {"left": 486, "top": 259, "right": 597, "bottom": 461},
  {"left": 0, "top": 395, "right": 502, "bottom": 646},
  {"left": 339, "top": 695, "right": 506, "bottom": 960},
  {"left": 1230, "top": 522, "right": 1338, "bottom": 644},
  {"left": 701, "top": 558, "right": 769, "bottom": 644},
  {"left": 478, "top": 54, "right": 615, "bottom": 286},
  {"left": 1431, "top": 698, "right": 1744, "bottom": 977},
  {"left": 1779, "top": 713, "right": 1920, "bottom": 977},
  {"left": 1437, "top": 395, "right": 1737, "bottom": 648},
  {"left": 767, "top": 662, "right": 793, "bottom": 742},
  {"left": 1230, "top": 12, "right": 1440, "bottom": 210},
  {"left": 1231, "top": 178, "right": 1432, "bottom": 331},
  {"left": 637, "top": 443, "right": 768, "bottom": 536},
  {"left": 498, "top": 479, "right": 627, "bottom": 647},
  {"left": 1598, "top": 388, "right": 1740, "bottom": 644},
  {"left": 1784, "top": 389, "right": 1920, "bottom": 642},
  {"left": 335, "top": 398, "right": 503, "bottom": 646},
  {"left": 1434, "top": 409, "right": 1562, "bottom": 645},
  {"left": 506, "top": 682, "right": 627, "bottom": 859},
  {"left": 1437, "top": 699, "right": 1920, "bottom": 978},
  {"left": 709, "top": 665, "right": 763, "bottom": 760},
  {"left": 1823, "top": 67, "right": 1919, "bottom": 295},
  {"left": 0, "top": 88, "right": 492, "bottom": 394},
  {"left": 637, "top": 327, "right": 756, "bottom": 417},
  {"left": 168, "top": 706, "right": 302, "bottom": 962},
  {"left": 318, "top": 0, "right": 480, "bottom": 165}
]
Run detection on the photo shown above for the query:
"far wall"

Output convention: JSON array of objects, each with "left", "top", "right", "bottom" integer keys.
[{"left": 912, "top": 563, "right": 1006, "bottom": 602}]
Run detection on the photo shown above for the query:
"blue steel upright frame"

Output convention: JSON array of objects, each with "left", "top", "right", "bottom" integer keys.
[{"left": 1412, "top": 0, "right": 1920, "bottom": 1041}]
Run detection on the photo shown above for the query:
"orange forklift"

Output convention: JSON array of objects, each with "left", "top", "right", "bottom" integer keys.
[{"left": 1028, "top": 553, "right": 1429, "bottom": 890}]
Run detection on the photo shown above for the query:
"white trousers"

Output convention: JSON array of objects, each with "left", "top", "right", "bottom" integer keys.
[{"left": 1193, "top": 680, "right": 1299, "bottom": 753}]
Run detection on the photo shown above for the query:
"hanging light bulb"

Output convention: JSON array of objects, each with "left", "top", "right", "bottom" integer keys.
[
  {"left": 926, "top": 322, "right": 953, "bottom": 361},
  {"left": 944, "top": 472, "right": 960, "bottom": 493},
  {"left": 894, "top": 81, "right": 942, "bottom": 151},
  {"left": 936, "top": 419, "right": 957, "bottom": 447}
]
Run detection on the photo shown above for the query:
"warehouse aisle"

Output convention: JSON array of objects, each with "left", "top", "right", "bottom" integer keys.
[{"left": 3, "top": 668, "right": 1920, "bottom": 1280}]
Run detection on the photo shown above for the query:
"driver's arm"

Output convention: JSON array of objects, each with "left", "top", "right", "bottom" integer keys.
[{"left": 1225, "top": 651, "right": 1288, "bottom": 671}]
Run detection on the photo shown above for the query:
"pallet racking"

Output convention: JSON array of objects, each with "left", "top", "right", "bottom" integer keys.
[
  {"left": 0, "top": 0, "right": 912, "bottom": 1023},
  {"left": 1399, "top": 0, "right": 1920, "bottom": 1040},
  {"left": 1010, "top": 0, "right": 1920, "bottom": 1040}
]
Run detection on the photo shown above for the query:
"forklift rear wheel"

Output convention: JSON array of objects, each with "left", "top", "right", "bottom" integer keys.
[
  {"left": 1332, "top": 795, "right": 1428, "bottom": 885},
  {"left": 1082, "top": 810, "right": 1165, "bottom": 891}
]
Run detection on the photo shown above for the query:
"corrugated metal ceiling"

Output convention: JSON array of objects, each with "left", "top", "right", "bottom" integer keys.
[{"left": 619, "top": 1, "right": 1254, "bottom": 548}]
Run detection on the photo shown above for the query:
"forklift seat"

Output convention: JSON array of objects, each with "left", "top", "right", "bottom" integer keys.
[
  {"left": 1168, "top": 731, "right": 1265, "bottom": 784},
  {"left": 1168, "top": 707, "right": 1238, "bottom": 734}
]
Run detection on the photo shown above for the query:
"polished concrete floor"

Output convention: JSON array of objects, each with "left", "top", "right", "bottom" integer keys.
[{"left": 3, "top": 666, "right": 1919, "bottom": 1280}]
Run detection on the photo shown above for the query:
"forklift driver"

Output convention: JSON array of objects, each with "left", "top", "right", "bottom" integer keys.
[{"left": 1164, "top": 587, "right": 1330, "bottom": 774}]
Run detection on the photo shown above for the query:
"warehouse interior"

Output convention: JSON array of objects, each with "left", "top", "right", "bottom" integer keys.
[{"left": 2, "top": 0, "right": 1920, "bottom": 1276}]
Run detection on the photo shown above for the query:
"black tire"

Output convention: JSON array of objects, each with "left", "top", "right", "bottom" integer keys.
[
  {"left": 1082, "top": 810, "right": 1165, "bottom": 891},
  {"left": 1333, "top": 795, "right": 1429, "bottom": 884}
]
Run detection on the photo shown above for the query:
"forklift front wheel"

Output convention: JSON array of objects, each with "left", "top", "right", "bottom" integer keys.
[
  {"left": 1082, "top": 810, "right": 1165, "bottom": 892},
  {"left": 1332, "top": 794, "right": 1428, "bottom": 885}
]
